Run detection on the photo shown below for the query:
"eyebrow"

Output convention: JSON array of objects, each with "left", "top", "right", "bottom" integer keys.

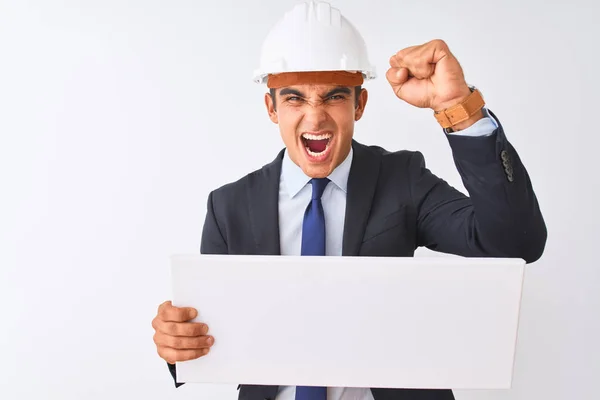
[
  {"left": 278, "top": 86, "right": 353, "bottom": 98},
  {"left": 323, "top": 87, "right": 352, "bottom": 97},
  {"left": 279, "top": 88, "right": 305, "bottom": 97}
]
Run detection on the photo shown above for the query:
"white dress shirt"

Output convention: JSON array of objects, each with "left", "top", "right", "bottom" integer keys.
[{"left": 275, "top": 113, "right": 498, "bottom": 400}]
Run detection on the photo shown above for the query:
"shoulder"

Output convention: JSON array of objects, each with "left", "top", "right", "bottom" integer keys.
[
  {"left": 353, "top": 141, "right": 426, "bottom": 172},
  {"left": 208, "top": 149, "right": 283, "bottom": 204}
]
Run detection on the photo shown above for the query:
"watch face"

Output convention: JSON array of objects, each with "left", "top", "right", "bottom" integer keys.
[{"left": 468, "top": 85, "right": 483, "bottom": 99}]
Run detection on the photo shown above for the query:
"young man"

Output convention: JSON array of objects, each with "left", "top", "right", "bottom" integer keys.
[{"left": 151, "top": 2, "right": 546, "bottom": 399}]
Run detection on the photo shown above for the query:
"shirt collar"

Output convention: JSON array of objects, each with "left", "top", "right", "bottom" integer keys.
[{"left": 281, "top": 147, "right": 353, "bottom": 198}]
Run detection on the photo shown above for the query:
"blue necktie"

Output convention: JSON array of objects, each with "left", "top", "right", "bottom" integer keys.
[{"left": 296, "top": 178, "right": 329, "bottom": 400}]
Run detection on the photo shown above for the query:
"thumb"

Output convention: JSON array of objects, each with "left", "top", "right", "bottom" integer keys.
[{"left": 386, "top": 67, "right": 409, "bottom": 87}]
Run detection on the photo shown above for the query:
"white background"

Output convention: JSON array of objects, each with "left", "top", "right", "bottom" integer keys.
[{"left": 0, "top": 0, "right": 598, "bottom": 399}]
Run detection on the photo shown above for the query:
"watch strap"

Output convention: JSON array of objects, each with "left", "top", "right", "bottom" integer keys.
[{"left": 434, "top": 88, "right": 485, "bottom": 129}]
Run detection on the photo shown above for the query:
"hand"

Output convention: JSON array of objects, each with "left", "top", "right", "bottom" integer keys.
[
  {"left": 386, "top": 39, "right": 472, "bottom": 112},
  {"left": 152, "top": 300, "right": 214, "bottom": 364}
]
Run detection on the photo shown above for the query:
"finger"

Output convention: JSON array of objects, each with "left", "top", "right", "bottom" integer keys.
[
  {"left": 394, "top": 51, "right": 435, "bottom": 80},
  {"left": 389, "top": 54, "right": 401, "bottom": 68},
  {"left": 158, "top": 346, "right": 210, "bottom": 364},
  {"left": 390, "top": 77, "right": 430, "bottom": 108},
  {"left": 393, "top": 41, "right": 445, "bottom": 80},
  {"left": 386, "top": 67, "right": 409, "bottom": 86},
  {"left": 397, "top": 40, "right": 450, "bottom": 65},
  {"left": 157, "top": 300, "right": 172, "bottom": 313},
  {"left": 389, "top": 45, "right": 419, "bottom": 67},
  {"left": 159, "top": 301, "right": 198, "bottom": 322},
  {"left": 425, "top": 39, "right": 452, "bottom": 64},
  {"left": 153, "top": 319, "right": 209, "bottom": 337},
  {"left": 154, "top": 331, "right": 214, "bottom": 349}
]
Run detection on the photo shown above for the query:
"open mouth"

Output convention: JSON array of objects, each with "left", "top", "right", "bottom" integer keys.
[{"left": 301, "top": 132, "right": 332, "bottom": 159}]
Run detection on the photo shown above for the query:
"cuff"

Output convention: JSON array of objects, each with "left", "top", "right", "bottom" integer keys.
[{"left": 446, "top": 107, "right": 498, "bottom": 137}]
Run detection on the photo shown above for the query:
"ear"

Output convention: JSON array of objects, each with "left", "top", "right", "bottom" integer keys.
[
  {"left": 265, "top": 92, "right": 278, "bottom": 124},
  {"left": 354, "top": 88, "right": 368, "bottom": 121}
]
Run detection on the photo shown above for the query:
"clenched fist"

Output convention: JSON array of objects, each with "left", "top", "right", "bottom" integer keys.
[
  {"left": 386, "top": 39, "right": 472, "bottom": 112},
  {"left": 152, "top": 301, "right": 214, "bottom": 364}
]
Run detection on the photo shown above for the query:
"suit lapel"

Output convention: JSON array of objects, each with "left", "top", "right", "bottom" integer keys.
[
  {"left": 342, "top": 140, "right": 381, "bottom": 256},
  {"left": 247, "top": 148, "right": 284, "bottom": 256},
  {"left": 238, "top": 384, "right": 279, "bottom": 400}
]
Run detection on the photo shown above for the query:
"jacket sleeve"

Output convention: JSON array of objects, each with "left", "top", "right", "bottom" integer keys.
[
  {"left": 167, "top": 190, "right": 229, "bottom": 387},
  {"left": 200, "top": 190, "right": 228, "bottom": 255},
  {"left": 412, "top": 111, "right": 547, "bottom": 263}
]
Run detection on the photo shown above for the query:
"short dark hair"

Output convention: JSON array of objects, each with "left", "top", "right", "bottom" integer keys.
[{"left": 270, "top": 86, "right": 362, "bottom": 111}]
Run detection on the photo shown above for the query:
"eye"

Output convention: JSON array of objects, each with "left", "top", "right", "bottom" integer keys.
[
  {"left": 328, "top": 95, "right": 346, "bottom": 101},
  {"left": 285, "top": 96, "right": 302, "bottom": 102}
]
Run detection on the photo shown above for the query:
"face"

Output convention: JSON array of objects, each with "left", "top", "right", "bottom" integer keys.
[{"left": 265, "top": 83, "right": 368, "bottom": 178}]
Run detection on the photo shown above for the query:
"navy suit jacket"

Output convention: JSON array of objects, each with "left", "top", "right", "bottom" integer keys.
[{"left": 168, "top": 112, "right": 547, "bottom": 400}]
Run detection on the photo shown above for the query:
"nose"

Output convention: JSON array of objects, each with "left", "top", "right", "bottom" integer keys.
[{"left": 302, "top": 102, "right": 329, "bottom": 129}]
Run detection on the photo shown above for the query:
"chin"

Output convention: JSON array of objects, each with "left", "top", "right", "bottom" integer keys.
[{"left": 300, "top": 162, "right": 332, "bottom": 179}]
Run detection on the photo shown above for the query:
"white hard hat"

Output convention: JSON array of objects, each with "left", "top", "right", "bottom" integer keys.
[{"left": 252, "top": 0, "right": 376, "bottom": 85}]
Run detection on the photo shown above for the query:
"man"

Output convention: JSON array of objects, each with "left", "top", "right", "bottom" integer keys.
[{"left": 151, "top": 1, "right": 547, "bottom": 399}]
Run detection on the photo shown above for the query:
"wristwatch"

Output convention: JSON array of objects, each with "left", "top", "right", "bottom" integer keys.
[{"left": 434, "top": 86, "right": 485, "bottom": 132}]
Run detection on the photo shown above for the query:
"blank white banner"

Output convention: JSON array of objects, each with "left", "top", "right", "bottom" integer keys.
[{"left": 170, "top": 255, "right": 525, "bottom": 390}]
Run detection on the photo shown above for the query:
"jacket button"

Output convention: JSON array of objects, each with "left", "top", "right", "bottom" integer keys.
[
  {"left": 506, "top": 167, "right": 514, "bottom": 180},
  {"left": 501, "top": 150, "right": 509, "bottom": 161}
]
